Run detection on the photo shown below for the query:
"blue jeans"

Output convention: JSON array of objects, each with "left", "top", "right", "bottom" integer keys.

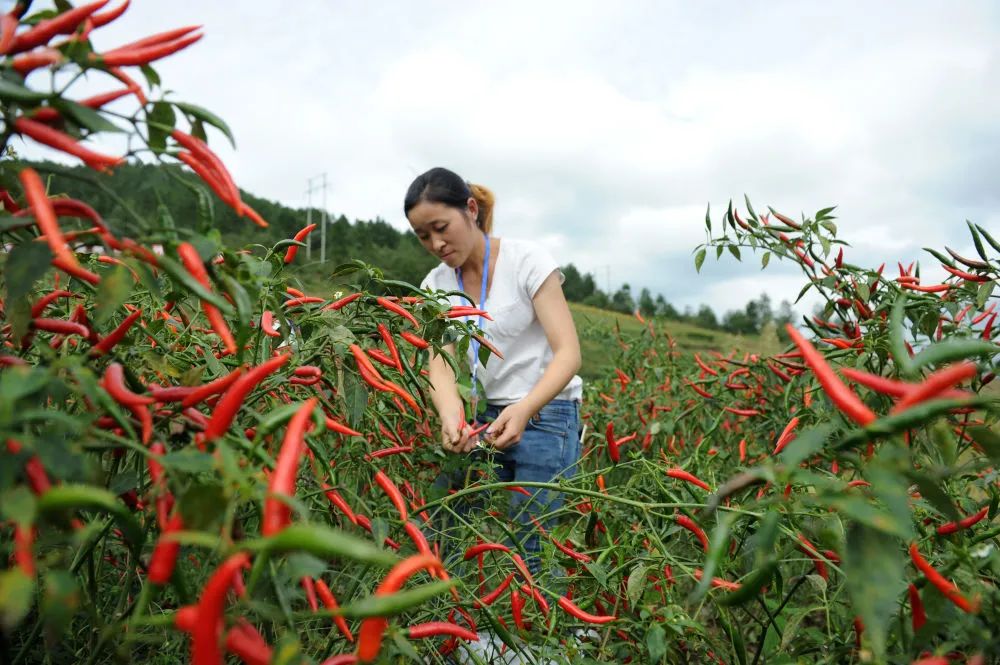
[{"left": 434, "top": 399, "right": 582, "bottom": 577}]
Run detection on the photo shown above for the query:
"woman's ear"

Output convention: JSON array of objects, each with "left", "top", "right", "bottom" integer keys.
[{"left": 466, "top": 196, "right": 479, "bottom": 224}]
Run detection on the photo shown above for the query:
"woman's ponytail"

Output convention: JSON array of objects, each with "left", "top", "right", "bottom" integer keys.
[{"left": 468, "top": 183, "right": 495, "bottom": 234}]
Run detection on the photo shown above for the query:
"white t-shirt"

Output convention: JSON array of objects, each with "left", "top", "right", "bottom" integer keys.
[{"left": 420, "top": 238, "right": 584, "bottom": 405}]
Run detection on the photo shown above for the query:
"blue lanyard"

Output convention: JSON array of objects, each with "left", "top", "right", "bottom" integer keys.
[{"left": 455, "top": 232, "right": 490, "bottom": 400}]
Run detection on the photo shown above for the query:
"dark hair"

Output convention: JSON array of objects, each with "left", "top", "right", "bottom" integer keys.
[{"left": 404, "top": 167, "right": 495, "bottom": 234}]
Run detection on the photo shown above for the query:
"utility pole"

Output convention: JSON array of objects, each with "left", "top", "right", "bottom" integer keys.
[
  {"left": 304, "top": 174, "right": 327, "bottom": 262},
  {"left": 605, "top": 265, "right": 611, "bottom": 296}
]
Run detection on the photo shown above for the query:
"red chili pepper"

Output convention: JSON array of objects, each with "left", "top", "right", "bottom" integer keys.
[
  {"left": 408, "top": 621, "right": 478, "bottom": 642},
  {"left": 373, "top": 470, "right": 408, "bottom": 521},
  {"left": 399, "top": 331, "right": 429, "bottom": 349},
  {"left": 191, "top": 552, "right": 252, "bottom": 665},
  {"left": 89, "top": 308, "right": 142, "bottom": 356},
  {"left": 19, "top": 169, "right": 88, "bottom": 273},
  {"left": 693, "top": 353, "right": 719, "bottom": 376},
  {"left": 693, "top": 568, "right": 741, "bottom": 591},
  {"left": 9, "top": 0, "right": 109, "bottom": 53},
  {"left": 0, "top": 14, "right": 17, "bottom": 56},
  {"left": 300, "top": 576, "right": 319, "bottom": 612},
  {"left": 324, "top": 416, "right": 362, "bottom": 438},
  {"left": 285, "top": 224, "right": 316, "bottom": 264},
  {"left": 375, "top": 297, "right": 419, "bottom": 327},
  {"left": 605, "top": 422, "right": 620, "bottom": 463},
  {"left": 937, "top": 506, "right": 989, "bottom": 536},
  {"left": 771, "top": 416, "right": 800, "bottom": 455},
  {"left": 262, "top": 398, "right": 317, "bottom": 536},
  {"left": 738, "top": 438, "right": 747, "bottom": 462},
  {"left": 102, "top": 362, "right": 154, "bottom": 406},
  {"left": 325, "top": 292, "right": 362, "bottom": 310},
  {"left": 445, "top": 306, "right": 493, "bottom": 321},
  {"left": 13, "top": 523, "right": 35, "bottom": 577},
  {"left": 908, "top": 583, "right": 926, "bottom": 632},
  {"left": 30, "top": 317, "right": 89, "bottom": 337},
  {"left": 283, "top": 296, "right": 326, "bottom": 308},
  {"left": 355, "top": 554, "right": 441, "bottom": 662},
  {"left": 796, "top": 533, "right": 829, "bottom": 581},
  {"left": 464, "top": 542, "right": 512, "bottom": 559},
  {"left": 675, "top": 514, "right": 709, "bottom": 552},
  {"left": 510, "top": 587, "right": 527, "bottom": 630},
  {"left": 177, "top": 242, "right": 237, "bottom": 354},
  {"left": 891, "top": 362, "right": 978, "bottom": 414},
  {"left": 364, "top": 446, "right": 413, "bottom": 461},
  {"left": 104, "top": 25, "right": 200, "bottom": 54},
  {"left": 366, "top": 348, "right": 397, "bottom": 369},
  {"left": 556, "top": 595, "right": 616, "bottom": 624},
  {"left": 99, "top": 31, "right": 202, "bottom": 66},
  {"left": 322, "top": 483, "right": 358, "bottom": 525},
  {"left": 223, "top": 620, "right": 272, "bottom": 665},
  {"left": 476, "top": 572, "right": 516, "bottom": 608},
  {"left": 148, "top": 512, "right": 184, "bottom": 585},
  {"left": 89, "top": 0, "right": 130, "bottom": 27},
  {"left": 260, "top": 310, "right": 280, "bottom": 337},
  {"left": 785, "top": 324, "right": 875, "bottom": 426},
  {"left": 723, "top": 406, "right": 762, "bottom": 416},
  {"left": 908, "top": 542, "right": 979, "bottom": 613},
  {"left": 202, "top": 354, "right": 290, "bottom": 443},
  {"left": 941, "top": 264, "right": 989, "bottom": 282},
  {"left": 175, "top": 151, "right": 238, "bottom": 210},
  {"left": 7, "top": 439, "right": 52, "bottom": 496},
  {"left": 376, "top": 323, "right": 404, "bottom": 373},
  {"left": 180, "top": 366, "right": 244, "bottom": 408},
  {"left": 315, "top": 577, "right": 354, "bottom": 642},
  {"left": 171, "top": 130, "right": 240, "bottom": 209},
  {"left": 15, "top": 118, "right": 123, "bottom": 171},
  {"left": 12, "top": 48, "right": 63, "bottom": 75},
  {"left": 981, "top": 312, "right": 997, "bottom": 341},
  {"left": 684, "top": 378, "right": 714, "bottom": 399},
  {"left": 665, "top": 468, "right": 711, "bottom": 491}
]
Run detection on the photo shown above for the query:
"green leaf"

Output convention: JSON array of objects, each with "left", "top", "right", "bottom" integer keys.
[
  {"left": 820, "top": 220, "right": 838, "bottom": 236},
  {"left": 626, "top": 562, "right": 648, "bottom": 606},
  {"left": 284, "top": 552, "right": 328, "bottom": 580},
  {"left": 704, "top": 202, "right": 711, "bottom": 232},
  {"left": 174, "top": 102, "right": 236, "bottom": 148},
  {"left": 822, "top": 495, "right": 911, "bottom": 539},
  {"left": 0, "top": 78, "right": 49, "bottom": 103},
  {"left": 147, "top": 101, "right": 176, "bottom": 153},
  {"left": 0, "top": 365, "right": 50, "bottom": 404},
  {"left": 976, "top": 280, "right": 995, "bottom": 309},
  {"left": 139, "top": 64, "right": 161, "bottom": 89},
  {"left": 0, "top": 570, "right": 34, "bottom": 632},
  {"left": 694, "top": 248, "right": 706, "bottom": 273},
  {"left": 968, "top": 426, "right": 1000, "bottom": 465},
  {"left": 161, "top": 449, "right": 216, "bottom": 474},
  {"left": 646, "top": 624, "right": 667, "bottom": 662},
  {"left": 93, "top": 265, "right": 131, "bottom": 326},
  {"left": 0, "top": 486, "right": 36, "bottom": 525},
  {"left": 250, "top": 524, "right": 398, "bottom": 567},
  {"left": 843, "top": 523, "right": 905, "bottom": 659},
  {"left": 178, "top": 482, "right": 227, "bottom": 531},
  {"left": 728, "top": 245, "right": 741, "bottom": 261},
  {"left": 778, "top": 425, "right": 833, "bottom": 469},
  {"left": 55, "top": 100, "right": 124, "bottom": 133},
  {"left": 4, "top": 241, "right": 53, "bottom": 302},
  {"left": 744, "top": 194, "right": 758, "bottom": 221},
  {"left": 761, "top": 252, "right": 770, "bottom": 269},
  {"left": 910, "top": 339, "right": 997, "bottom": 371},
  {"left": 907, "top": 472, "right": 960, "bottom": 522}
]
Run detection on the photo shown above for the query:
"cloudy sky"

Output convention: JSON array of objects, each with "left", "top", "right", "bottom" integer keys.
[{"left": 12, "top": 1, "right": 1000, "bottom": 315}]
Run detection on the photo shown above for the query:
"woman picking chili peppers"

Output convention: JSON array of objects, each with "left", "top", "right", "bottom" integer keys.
[{"left": 405, "top": 167, "right": 583, "bottom": 578}]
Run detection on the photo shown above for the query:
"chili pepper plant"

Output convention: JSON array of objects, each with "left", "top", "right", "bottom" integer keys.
[{"left": 2, "top": 3, "right": 999, "bottom": 665}]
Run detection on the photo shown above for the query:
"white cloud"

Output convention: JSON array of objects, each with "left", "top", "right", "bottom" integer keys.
[{"left": 10, "top": 0, "right": 1000, "bottom": 319}]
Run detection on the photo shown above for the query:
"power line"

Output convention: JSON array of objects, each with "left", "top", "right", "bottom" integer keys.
[{"left": 304, "top": 173, "right": 328, "bottom": 262}]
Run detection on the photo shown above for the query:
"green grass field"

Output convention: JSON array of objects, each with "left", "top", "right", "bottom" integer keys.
[{"left": 569, "top": 302, "right": 780, "bottom": 381}]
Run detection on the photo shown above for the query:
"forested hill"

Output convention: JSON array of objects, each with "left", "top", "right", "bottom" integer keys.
[{"left": 5, "top": 160, "right": 792, "bottom": 339}]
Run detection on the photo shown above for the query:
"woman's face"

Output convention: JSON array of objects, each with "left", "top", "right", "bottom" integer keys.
[{"left": 408, "top": 198, "right": 479, "bottom": 268}]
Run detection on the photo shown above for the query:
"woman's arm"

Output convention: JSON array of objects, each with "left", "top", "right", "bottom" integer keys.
[
  {"left": 427, "top": 342, "right": 472, "bottom": 452},
  {"left": 486, "top": 271, "right": 582, "bottom": 449}
]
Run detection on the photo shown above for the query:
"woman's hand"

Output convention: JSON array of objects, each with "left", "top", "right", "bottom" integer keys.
[
  {"left": 484, "top": 402, "right": 530, "bottom": 450},
  {"left": 440, "top": 409, "right": 473, "bottom": 454}
]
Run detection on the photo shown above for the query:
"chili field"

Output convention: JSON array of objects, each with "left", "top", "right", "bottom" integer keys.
[{"left": 2, "top": 4, "right": 999, "bottom": 665}]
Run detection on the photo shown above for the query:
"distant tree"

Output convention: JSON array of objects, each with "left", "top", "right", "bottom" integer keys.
[
  {"left": 610, "top": 283, "right": 635, "bottom": 314},
  {"left": 638, "top": 288, "right": 656, "bottom": 317},
  {"left": 583, "top": 291, "right": 610, "bottom": 309},
  {"left": 561, "top": 264, "right": 586, "bottom": 301},
  {"left": 695, "top": 304, "right": 718, "bottom": 329},
  {"left": 655, "top": 294, "right": 680, "bottom": 319}
]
